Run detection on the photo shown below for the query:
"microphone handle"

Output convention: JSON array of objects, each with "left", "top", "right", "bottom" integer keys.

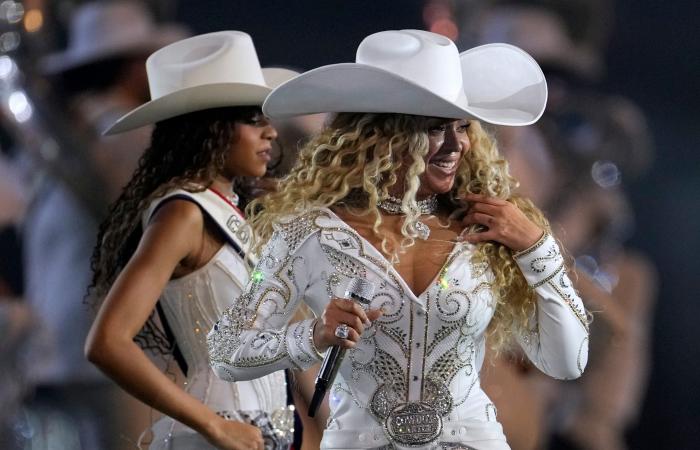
[{"left": 308, "top": 344, "right": 346, "bottom": 417}]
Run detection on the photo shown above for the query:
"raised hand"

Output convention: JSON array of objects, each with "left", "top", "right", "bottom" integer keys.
[{"left": 461, "top": 193, "right": 544, "bottom": 252}]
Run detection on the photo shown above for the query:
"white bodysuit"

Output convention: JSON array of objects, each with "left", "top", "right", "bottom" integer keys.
[{"left": 208, "top": 208, "right": 589, "bottom": 450}]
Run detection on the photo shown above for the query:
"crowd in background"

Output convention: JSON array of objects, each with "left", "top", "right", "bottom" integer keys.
[{"left": 0, "top": 0, "right": 695, "bottom": 449}]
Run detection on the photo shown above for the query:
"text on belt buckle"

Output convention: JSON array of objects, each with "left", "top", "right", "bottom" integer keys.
[{"left": 384, "top": 402, "right": 442, "bottom": 447}]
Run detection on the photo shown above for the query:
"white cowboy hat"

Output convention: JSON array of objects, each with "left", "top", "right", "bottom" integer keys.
[
  {"left": 40, "top": 1, "right": 188, "bottom": 74},
  {"left": 104, "top": 31, "right": 298, "bottom": 135},
  {"left": 263, "top": 29, "right": 547, "bottom": 126}
]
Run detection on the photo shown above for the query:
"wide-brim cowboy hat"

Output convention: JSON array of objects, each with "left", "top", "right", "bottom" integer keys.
[
  {"left": 104, "top": 31, "right": 298, "bottom": 135},
  {"left": 40, "top": 1, "right": 188, "bottom": 74},
  {"left": 263, "top": 29, "right": 547, "bottom": 126}
]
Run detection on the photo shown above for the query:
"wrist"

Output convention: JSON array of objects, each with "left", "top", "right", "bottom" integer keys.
[
  {"left": 513, "top": 229, "right": 547, "bottom": 256},
  {"left": 198, "top": 411, "right": 225, "bottom": 442},
  {"left": 311, "top": 319, "right": 329, "bottom": 355}
]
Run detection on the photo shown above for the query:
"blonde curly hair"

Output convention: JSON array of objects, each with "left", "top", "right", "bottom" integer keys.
[{"left": 247, "top": 112, "right": 552, "bottom": 349}]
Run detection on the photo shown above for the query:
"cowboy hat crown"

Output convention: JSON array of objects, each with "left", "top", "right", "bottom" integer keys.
[
  {"left": 263, "top": 29, "right": 547, "bottom": 126},
  {"left": 104, "top": 31, "right": 297, "bottom": 135}
]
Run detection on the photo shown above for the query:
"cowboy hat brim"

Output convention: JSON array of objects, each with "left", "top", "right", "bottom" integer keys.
[
  {"left": 263, "top": 43, "right": 547, "bottom": 126},
  {"left": 104, "top": 67, "right": 298, "bottom": 135}
]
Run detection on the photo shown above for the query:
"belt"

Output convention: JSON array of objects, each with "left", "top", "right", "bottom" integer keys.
[{"left": 320, "top": 420, "right": 507, "bottom": 449}]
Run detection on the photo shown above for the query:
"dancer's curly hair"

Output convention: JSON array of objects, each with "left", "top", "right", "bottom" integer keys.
[
  {"left": 247, "top": 113, "right": 554, "bottom": 350},
  {"left": 88, "top": 106, "right": 262, "bottom": 354}
]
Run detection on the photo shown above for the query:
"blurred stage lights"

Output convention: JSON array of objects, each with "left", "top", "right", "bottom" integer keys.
[
  {"left": 0, "top": 0, "right": 24, "bottom": 24},
  {"left": 0, "top": 54, "right": 17, "bottom": 79},
  {"left": 24, "top": 8, "right": 42, "bottom": 32},
  {"left": 423, "top": 0, "right": 459, "bottom": 41},
  {"left": 8, "top": 90, "right": 33, "bottom": 122},
  {"left": 0, "top": 31, "right": 20, "bottom": 52},
  {"left": 591, "top": 160, "right": 622, "bottom": 188},
  {"left": 430, "top": 18, "right": 459, "bottom": 41}
]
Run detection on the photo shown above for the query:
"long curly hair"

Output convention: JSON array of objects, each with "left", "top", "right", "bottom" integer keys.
[
  {"left": 247, "top": 113, "right": 551, "bottom": 350},
  {"left": 88, "top": 106, "right": 262, "bottom": 354}
]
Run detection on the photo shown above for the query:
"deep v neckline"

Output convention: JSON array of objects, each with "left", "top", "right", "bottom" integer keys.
[{"left": 322, "top": 207, "right": 462, "bottom": 301}]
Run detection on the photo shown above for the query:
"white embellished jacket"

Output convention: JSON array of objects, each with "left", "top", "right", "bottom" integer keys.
[{"left": 208, "top": 209, "right": 589, "bottom": 449}]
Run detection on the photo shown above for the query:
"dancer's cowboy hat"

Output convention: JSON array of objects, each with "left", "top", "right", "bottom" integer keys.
[
  {"left": 104, "top": 31, "right": 298, "bottom": 135},
  {"left": 40, "top": 1, "right": 187, "bottom": 74},
  {"left": 263, "top": 29, "right": 547, "bottom": 126}
]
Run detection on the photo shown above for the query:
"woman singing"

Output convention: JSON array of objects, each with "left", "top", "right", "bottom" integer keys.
[{"left": 208, "top": 30, "right": 589, "bottom": 450}]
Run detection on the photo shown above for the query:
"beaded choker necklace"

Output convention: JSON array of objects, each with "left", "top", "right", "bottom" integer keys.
[
  {"left": 377, "top": 195, "right": 439, "bottom": 215},
  {"left": 377, "top": 195, "right": 438, "bottom": 240}
]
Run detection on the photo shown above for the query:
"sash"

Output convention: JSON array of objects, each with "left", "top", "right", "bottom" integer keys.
[{"left": 144, "top": 188, "right": 257, "bottom": 268}]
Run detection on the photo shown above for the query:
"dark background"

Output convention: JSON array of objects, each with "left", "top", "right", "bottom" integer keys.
[
  {"left": 606, "top": 1, "right": 700, "bottom": 448},
  {"left": 176, "top": 0, "right": 700, "bottom": 449},
  {"left": 172, "top": 0, "right": 700, "bottom": 448},
  {"left": 4, "top": 0, "right": 692, "bottom": 447}
]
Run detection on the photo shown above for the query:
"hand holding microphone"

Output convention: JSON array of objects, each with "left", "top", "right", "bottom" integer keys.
[{"left": 308, "top": 277, "right": 382, "bottom": 417}]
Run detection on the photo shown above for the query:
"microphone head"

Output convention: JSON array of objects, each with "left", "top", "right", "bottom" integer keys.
[{"left": 344, "top": 277, "right": 375, "bottom": 305}]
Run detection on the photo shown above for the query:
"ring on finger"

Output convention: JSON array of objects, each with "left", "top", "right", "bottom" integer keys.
[{"left": 334, "top": 323, "right": 350, "bottom": 339}]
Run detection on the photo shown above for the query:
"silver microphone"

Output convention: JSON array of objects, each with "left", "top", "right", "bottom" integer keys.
[
  {"left": 308, "top": 277, "right": 376, "bottom": 417},
  {"left": 344, "top": 277, "right": 375, "bottom": 308}
]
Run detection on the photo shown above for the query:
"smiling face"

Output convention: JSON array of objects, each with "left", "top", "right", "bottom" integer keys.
[
  {"left": 415, "top": 118, "right": 471, "bottom": 198},
  {"left": 222, "top": 110, "right": 278, "bottom": 179}
]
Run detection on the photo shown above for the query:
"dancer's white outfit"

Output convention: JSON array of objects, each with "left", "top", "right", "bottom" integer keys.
[{"left": 145, "top": 189, "right": 292, "bottom": 450}]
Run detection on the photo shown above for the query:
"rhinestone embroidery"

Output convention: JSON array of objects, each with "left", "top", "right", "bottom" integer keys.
[{"left": 207, "top": 208, "right": 589, "bottom": 448}]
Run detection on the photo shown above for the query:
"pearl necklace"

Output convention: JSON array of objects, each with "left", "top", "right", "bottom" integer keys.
[{"left": 377, "top": 195, "right": 438, "bottom": 240}]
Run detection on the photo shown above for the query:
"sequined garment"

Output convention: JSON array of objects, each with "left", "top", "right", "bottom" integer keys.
[
  {"left": 144, "top": 190, "right": 290, "bottom": 450},
  {"left": 208, "top": 208, "right": 589, "bottom": 450}
]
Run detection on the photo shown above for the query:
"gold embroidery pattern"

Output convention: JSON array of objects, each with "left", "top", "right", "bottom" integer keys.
[
  {"left": 354, "top": 347, "right": 408, "bottom": 396},
  {"left": 208, "top": 300, "right": 252, "bottom": 365},
  {"left": 314, "top": 222, "right": 407, "bottom": 326},
  {"left": 426, "top": 323, "right": 460, "bottom": 356},
  {"left": 530, "top": 243, "right": 560, "bottom": 273},
  {"left": 428, "top": 340, "right": 475, "bottom": 386},
  {"left": 470, "top": 282, "right": 492, "bottom": 295},
  {"left": 275, "top": 210, "right": 327, "bottom": 251},
  {"left": 231, "top": 326, "right": 290, "bottom": 369},
  {"left": 322, "top": 271, "right": 342, "bottom": 297},
  {"left": 208, "top": 211, "right": 326, "bottom": 371},
  {"left": 333, "top": 382, "right": 366, "bottom": 409},
  {"left": 289, "top": 320, "right": 318, "bottom": 366},
  {"left": 320, "top": 244, "right": 367, "bottom": 278},
  {"left": 547, "top": 271, "right": 589, "bottom": 332},
  {"left": 532, "top": 262, "right": 565, "bottom": 288},
  {"left": 548, "top": 279, "right": 589, "bottom": 332},
  {"left": 577, "top": 336, "right": 589, "bottom": 375},
  {"left": 434, "top": 289, "right": 472, "bottom": 321},
  {"left": 452, "top": 375, "right": 479, "bottom": 407},
  {"left": 485, "top": 403, "right": 498, "bottom": 421},
  {"left": 376, "top": 323, "right": 409, "bottom": 357},
  {"left": 513, "top": 232, "right": 548, "bottom": 259},
  {"left": 470, "top": 260, "right": 489, "bottom": 279}
]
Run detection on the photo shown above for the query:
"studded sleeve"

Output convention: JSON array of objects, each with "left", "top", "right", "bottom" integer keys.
[
  {"left": 207, "top": 230, "right": 323, "bottom": 382},
  {"left": 512, "top": 233, "right": 590, "bottom": 380}
]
